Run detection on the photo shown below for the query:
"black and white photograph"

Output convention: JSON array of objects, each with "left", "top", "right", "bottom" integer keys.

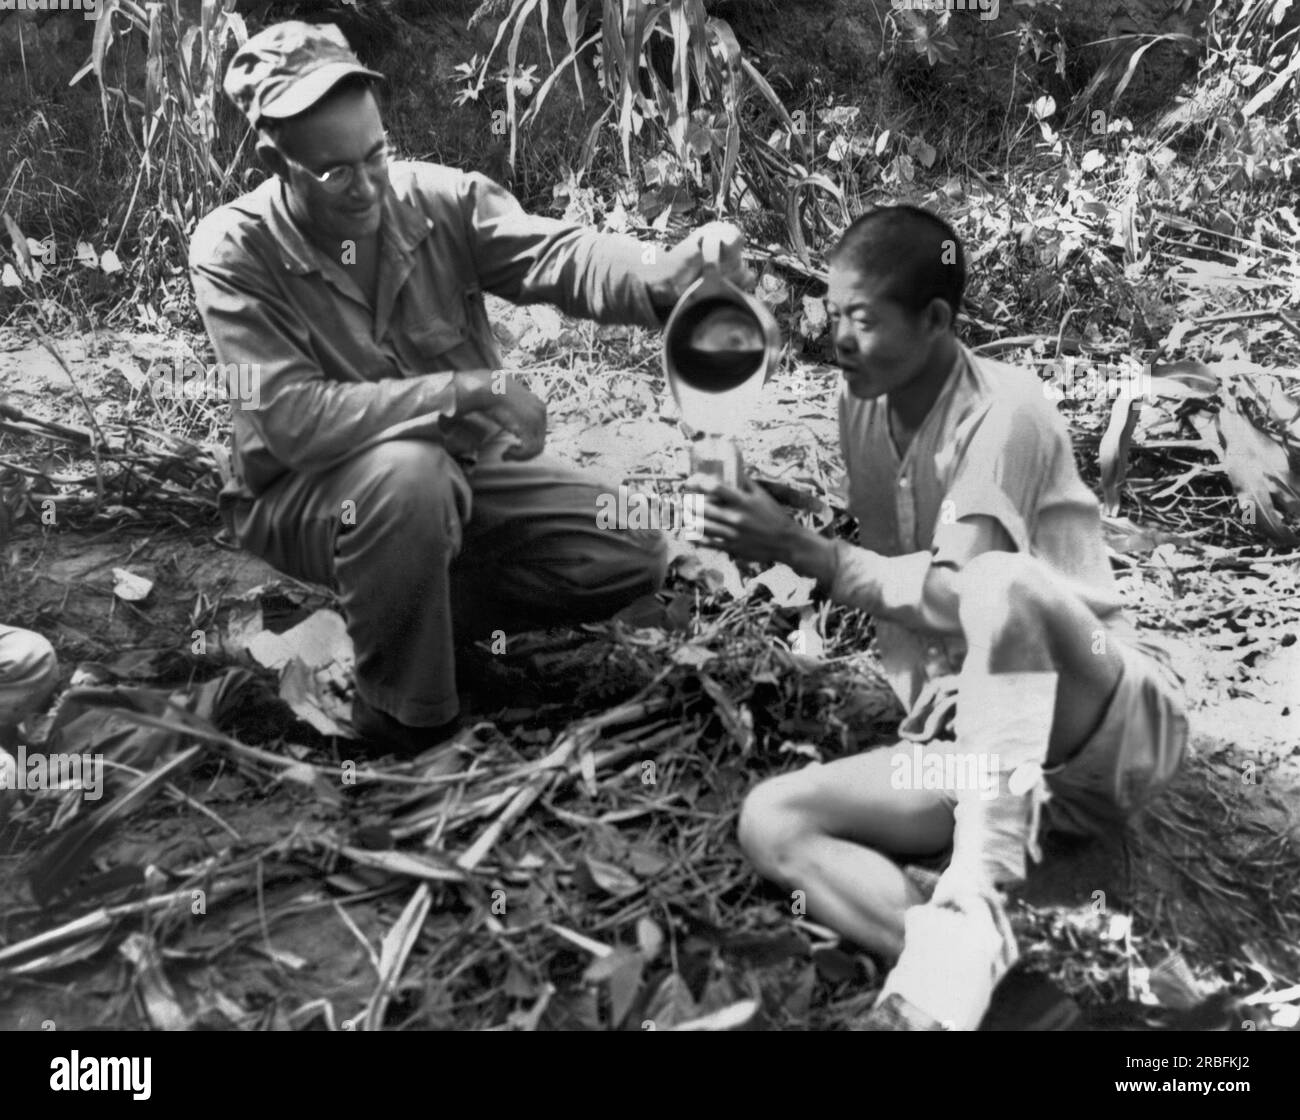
[{"left": 0, "top": 0, "right": 1295, "bottom": 1067}]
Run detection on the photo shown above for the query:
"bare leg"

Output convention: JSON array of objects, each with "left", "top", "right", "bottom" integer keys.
[
  {"left": 738, "top": 748, "right": 952, "bottom": 960},
  {"left": 739, "top": 550, "right": 1128, "bottom": 970},
  {"left": 875, "top": 552, "right": 1132, "bottom": 1027},
  {"left": 937, "top": 551, "right": 1127, "bottom": 892},
  {"left": 958, "top": 551, "right": 1124, "bottom": 765}
]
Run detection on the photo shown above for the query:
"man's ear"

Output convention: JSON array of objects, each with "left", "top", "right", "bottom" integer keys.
[
  {"left": 925, "top": 296, "right": 954, "bottom": 336},
  {"left": 255, "top": 136, "right": 290, "bottom": 179}
]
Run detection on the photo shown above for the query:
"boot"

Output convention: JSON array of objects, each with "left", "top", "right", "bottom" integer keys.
[{"left": 350, "top": 692, "right": 461, "bottom": 757}]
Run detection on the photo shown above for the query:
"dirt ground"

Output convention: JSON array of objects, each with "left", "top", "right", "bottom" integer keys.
[{"left": 1, "top": 306, "right": 1298, "bottom": 1030}]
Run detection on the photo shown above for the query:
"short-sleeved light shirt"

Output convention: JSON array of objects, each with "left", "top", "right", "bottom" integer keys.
[{"left": 835, "top": 342, "right": 1136, "bottom": 710}]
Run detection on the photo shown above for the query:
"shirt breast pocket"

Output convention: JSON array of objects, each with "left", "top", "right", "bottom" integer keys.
[{"left": 408, "top": 313, "right": 470, "bottom": 369}]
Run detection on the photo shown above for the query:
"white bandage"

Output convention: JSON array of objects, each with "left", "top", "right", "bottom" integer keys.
[
  {"left": 876, "top": 892, "right": 1018, "bottom": 1031},
  {"left": 941, "top": 671, "right": 1058, "bottom": 892}
]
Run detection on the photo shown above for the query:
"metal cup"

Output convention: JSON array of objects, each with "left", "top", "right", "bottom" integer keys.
[{"left": 662, "top": 233, "right": 779, "bottom": 490}]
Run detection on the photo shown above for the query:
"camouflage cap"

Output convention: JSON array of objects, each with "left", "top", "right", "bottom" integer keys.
[{"left": 224, "top": 21, "right": 384, "bottom": 128}]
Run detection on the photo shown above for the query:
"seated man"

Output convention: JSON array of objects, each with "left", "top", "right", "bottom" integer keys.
[
  {"left": 0, "top": 624, "right": 59, "bottom": 755},
  {"left": 192, "top": 22, "right": 748, "bottom": 755},
  {"left": 691, "top": 205, "right": 1188, "bottom": 1030}
]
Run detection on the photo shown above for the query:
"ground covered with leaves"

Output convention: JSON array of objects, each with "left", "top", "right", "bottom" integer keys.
[
  {"left": 2, "top": 254, "right": 1299, "bottom": 1029},
  {"left": 4, "top": 3, "right": 1300, "bottom": 1021}
]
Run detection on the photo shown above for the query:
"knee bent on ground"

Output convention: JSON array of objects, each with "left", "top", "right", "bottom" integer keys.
[
  {"left": 736, "top": 772, "right": 814, "bottom": 884},
  {"left": 343, "top": 440, "right": 470, "bottom": 537},
  {"left": 0, "top": 626, "right": 59, "bottom": 725}
]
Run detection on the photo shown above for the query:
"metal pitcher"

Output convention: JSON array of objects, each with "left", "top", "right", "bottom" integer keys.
[{"left": 662, "top": 235, "right": 780, "bottom": 488}]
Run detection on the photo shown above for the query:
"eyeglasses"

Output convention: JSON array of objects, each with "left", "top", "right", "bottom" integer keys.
[{"left": 280, "top": 137, "right": 392, "bottom": 194}]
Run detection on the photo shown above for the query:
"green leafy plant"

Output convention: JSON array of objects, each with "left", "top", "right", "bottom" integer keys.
[
  {"left": 71, "top": 0, "right": 249, "bottom": 287},
  {"left": 884, "top": 4, "right": 960, "bottom": 67},
  {"left": 463, "top": 2, "right": 820, "bottom": 233}
]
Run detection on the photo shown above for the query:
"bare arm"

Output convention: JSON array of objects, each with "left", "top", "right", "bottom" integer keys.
[{"left": 788, "top": 515, "right": 1015, "bottom": 636}]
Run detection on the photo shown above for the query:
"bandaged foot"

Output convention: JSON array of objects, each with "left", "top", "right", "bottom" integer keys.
[
  {"left": 938, "top": 671, "right": 1058, "bottom": 895},
  {"left": 867, "top": 890, "right": 1018, "bottom": 1031},
  {"left": 865, "top": 673, "right": 1056, "bottom": 1031}
]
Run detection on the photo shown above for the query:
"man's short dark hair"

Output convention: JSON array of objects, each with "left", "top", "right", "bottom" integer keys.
[{"left": 828, "top": 205, "right": 965, "bottom": 321}]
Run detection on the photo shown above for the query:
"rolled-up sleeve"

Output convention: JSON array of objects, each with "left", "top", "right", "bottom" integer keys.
[
  {"left": 939, "top": 399, "right": 1057, "bottom": 555},
  {"left": 190, "top": 240, "right": 463, "bottom": 478},
  {"left": 826, "top": 398, "right": 1056, "bottom": 632},
  {"left": 459, "top": 172, "right": 664, "bottom": 328},
  {"left": 829, "top": 545, "right": 932, "bottom": 617}
]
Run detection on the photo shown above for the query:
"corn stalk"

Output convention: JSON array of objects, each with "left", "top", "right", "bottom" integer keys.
[
  {"left": 70, "top": 0, "right": 249, "bottom": 278},
  {"left": 472, "top": 0, "right": 813, "bottom": 223}
]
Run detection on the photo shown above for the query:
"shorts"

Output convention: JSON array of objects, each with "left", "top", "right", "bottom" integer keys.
[{"left": 1040, "top": 636, "right": 1188, "bottom": 836}]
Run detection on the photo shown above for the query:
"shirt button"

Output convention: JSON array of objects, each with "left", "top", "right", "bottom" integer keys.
[{"left": 900, "top": 478, "right": 909, "bottom": 488}]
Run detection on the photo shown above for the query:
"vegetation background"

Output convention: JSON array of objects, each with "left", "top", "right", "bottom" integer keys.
[{"left": 0, "top": 0, "right": 1298, "bottom": 1032}]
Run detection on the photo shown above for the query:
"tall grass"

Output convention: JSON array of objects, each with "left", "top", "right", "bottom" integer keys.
[
  {"left": 459, "top": 0, "right": 848, "bottom": 250},
  {"left": 71, "top": 0, "right": 250, "bottom": 289}
]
